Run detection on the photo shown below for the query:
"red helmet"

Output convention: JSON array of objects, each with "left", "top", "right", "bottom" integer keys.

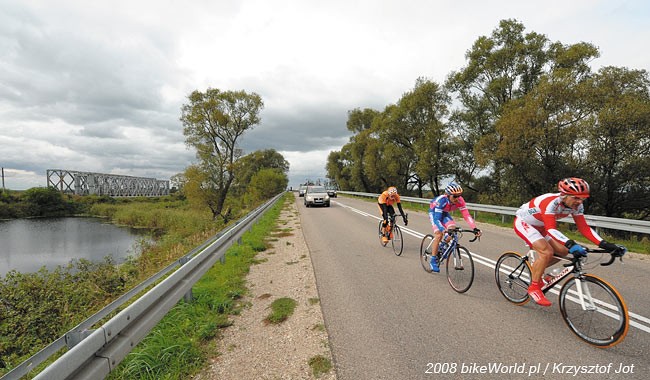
[{"left": 558, "top": 177, "right": 590, "bottom": 197}]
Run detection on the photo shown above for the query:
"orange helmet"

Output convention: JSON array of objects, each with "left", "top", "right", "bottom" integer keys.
[
  {"left": 558, "top": 177, "right": 590, "bottom": 197},
  {"left": 444, "top": 183, "right": 463, "bottom": 196},
  {"left": 387, "top": 186, "right": 398, "bottom": 196}
]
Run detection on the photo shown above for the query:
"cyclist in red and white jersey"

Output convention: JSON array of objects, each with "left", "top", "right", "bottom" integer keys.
[{"left": 514, "top": 177, "right": 625, "bottom": 306}]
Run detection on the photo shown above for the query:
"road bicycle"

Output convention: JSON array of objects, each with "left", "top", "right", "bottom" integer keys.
[
  {"left": 494, "top": 248, "right": 628, "bottom": 347},
  {"left": 419, "top": 226, "right": 480, "bottom": 293},
  {"left": 378, "top": 213, "right": 407, "bottom": 256}
]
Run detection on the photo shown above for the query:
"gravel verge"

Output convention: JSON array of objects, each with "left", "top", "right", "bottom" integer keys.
[{"left": 194, "top": 199, "right": 337, "bottom": 380}]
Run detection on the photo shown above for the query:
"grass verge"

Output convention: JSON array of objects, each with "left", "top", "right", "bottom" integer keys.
[{"left": 107, "top": 194, "right": 290, "bottom": 380}]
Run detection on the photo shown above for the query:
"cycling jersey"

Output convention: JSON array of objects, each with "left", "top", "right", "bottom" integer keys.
[
  {"left": 378, "top": 191, "right": 400, "bottom": 205},
  {"left": 514, "top": 193, "right": 603, "bottom": 246},
  {"left": 428, "top": 194, "right": 476, "bottom": 232}
]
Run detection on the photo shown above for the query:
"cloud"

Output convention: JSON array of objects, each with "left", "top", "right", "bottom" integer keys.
[{"left": 1, "top": 0, "right": 648, "bottom": 190}]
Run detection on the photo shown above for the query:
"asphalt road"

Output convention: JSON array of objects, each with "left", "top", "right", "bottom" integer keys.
[{"left": 295, "top": 193, "right": 650, "bottom": 380}]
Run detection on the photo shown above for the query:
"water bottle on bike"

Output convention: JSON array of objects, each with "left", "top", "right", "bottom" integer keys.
[{"left": 543, "top": 267, "right": 562, "bottom": 285}]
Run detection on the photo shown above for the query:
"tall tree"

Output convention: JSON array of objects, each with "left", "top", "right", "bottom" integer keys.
[
  {"left": 446, "top": 19, "right": 557, "bottom": 196},
  {"left": 492, "top": 41, "right": 600, "bottom": 204},
  {"left": 327, "top": 108, "right": 381, "bottom": 192},
  {"left": 180, "top": 88, "right": 264, "bottom": 221},
  {"left": 585, "top": 66, "right": 650, "bottom": 218},
  {"left": 397, "top": 77, "right": 451, "bottom": 196}
]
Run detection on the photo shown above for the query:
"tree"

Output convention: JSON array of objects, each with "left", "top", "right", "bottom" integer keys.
[
  {"left": 395, "top": 77, "right": 451, "bottom": 196},
  {"left": 446, "top": 19, "right": 601, "bottom": 203},
  {"left": 584, "top": 67, "right": 650, "bottom": 218},
  {"left": 232, "top": 149, "right": 289, "bottom": 196},
  {"left": 326, "top": 108, "right": 382, "bottom": 192},
  {"left": 23, "top": 187, "right": 72, "bottom": 216},
  {"left": 446, "top": 19, "right": 563, "bottom": 197},
  {"left": 244, "top": 168, "right": 288, "bottom": 205},
  {"left": 180, "top": 88, "right": 264, "bottom": 221}
]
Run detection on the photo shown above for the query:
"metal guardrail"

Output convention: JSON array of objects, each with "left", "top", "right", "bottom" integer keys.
[
  {"left": 2, "top": 192, "right": 284, "bottom": 380},
  {"left": 339, "top": 191, "right": 650, "bottom": 235}
]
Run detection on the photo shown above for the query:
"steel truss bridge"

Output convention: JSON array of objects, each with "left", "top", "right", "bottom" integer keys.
[{"left": 46, "top": 169, "right": 169, "bottom": 197}]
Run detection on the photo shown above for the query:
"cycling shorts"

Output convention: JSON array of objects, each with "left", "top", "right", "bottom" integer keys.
[
  {"left": 513, "top": 216, "right": 552, "bottom": 247},
  {"left": 429, "top": 214, "right": 455, "bottom": 232}
]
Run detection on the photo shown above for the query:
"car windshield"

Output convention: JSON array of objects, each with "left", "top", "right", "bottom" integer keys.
[{"left": 309, "top": 186, "right": 326, "bottom": 193}]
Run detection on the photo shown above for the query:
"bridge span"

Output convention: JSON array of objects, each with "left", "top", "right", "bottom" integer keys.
[{"left": 46, "top": 169, "right": 169, "bottom": 197}]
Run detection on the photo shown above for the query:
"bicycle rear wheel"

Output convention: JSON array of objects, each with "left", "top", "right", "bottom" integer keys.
[
  {"left": 419, "top": 234, "right": 434, "bottom": 272},
  {"left": 495, "top": 252, "right": 531, "bottom": 305},
  {"left": 446, "top": 246, "right": 474, "bottom": 293},
  {"left": 559, "top": 274, "right": 629, "bottom": 348},
  {"left": 378, "top": 220, "right": 387, "bottom": 247},
  {"left": 391, "top": 225, "right": 403, "bottom": 256}
]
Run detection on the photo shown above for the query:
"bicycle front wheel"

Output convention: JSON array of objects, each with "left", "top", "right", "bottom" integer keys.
[
  {"left": 378, "top": 220, "right": 387, "bottom": 247},
  {"left": 446, "top": 246, "right": 474, "bottom": 293},
  {"left": 420, "top": 234, "right": 434, "bottom": 273},
  {"left": 559, "top": 274, "right": 629, "bottom": 348},
  {"left": 391, "top": 225, "right": 403, "bottom": 256},
  {"left": 495, "top": 252, "right": 531, "bottom": 305}
]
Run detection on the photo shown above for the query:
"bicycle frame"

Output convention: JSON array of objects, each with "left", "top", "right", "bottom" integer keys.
[
  {"left": 387, "top": 213, "right": 403, "bottom": 229},
  {"left": 523, "top": 250, "right": 620, "bottom": 311},
  {"left": 496, "top": 247, "right": 628, "bottom": 347},
  {"left": 426, "top": 227, "right": 477, "bottom": 264}
]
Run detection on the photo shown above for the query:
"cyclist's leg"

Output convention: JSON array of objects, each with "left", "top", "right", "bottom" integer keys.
[
  {"left": 514, "top": 217, "right": 552, "bottom": 306},
  {"left": 428, "top": 214, "right": 448, "bottom": 255},
  {"left": 378, "top": 203, "right": 389, "bottom": 242},
  {"left": 442, "top": 216, "right": 456, "bottom": 240},
  {"left": 386, "top": 205, "right": 396, "bottom": 237},
  {"left": 427, "top": 216, "right": 445, "bottom": 272}
]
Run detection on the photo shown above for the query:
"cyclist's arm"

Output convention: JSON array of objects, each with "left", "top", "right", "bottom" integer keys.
[
  {"left": 456, "top": 197, "right": 477, "bottom": 229},
  {"left": 396, "top": 201, "right": 405, "bottom": 217},
  {"left": 542, "top": 213, "right": 573, "bottom": 245},
  {"left": 573, "top": 214, "right": 604, "bottom": 246},
  {"left": 429, "top": 202, "right": 446, "bottom": 231}
]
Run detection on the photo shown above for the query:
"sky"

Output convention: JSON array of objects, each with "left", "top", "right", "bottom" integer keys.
[{"left": 1, "top": 0, "right": 649, "bottom": 191}]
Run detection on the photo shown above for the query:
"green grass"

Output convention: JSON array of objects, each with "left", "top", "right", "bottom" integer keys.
[
  {"left": 308, "top": 354, "right": 333, "bottom": 378},
  {"left": 264, "top": 297, "right": 298, "bottom": 324},
  {"left": 103, "top": 193, "right": 292, "bottom": 379}
]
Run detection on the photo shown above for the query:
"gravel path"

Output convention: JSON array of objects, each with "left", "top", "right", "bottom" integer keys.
[{"left": 194, "top": 199, "right": 337, "bottom": 380}]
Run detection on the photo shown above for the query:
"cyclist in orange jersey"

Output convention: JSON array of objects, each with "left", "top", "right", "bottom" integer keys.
[
  {"left": 513, "top": 177, "right": 626, "bottom": 307},
  {"left": 378, "top": 186, "right": 408, "bottom": 243}
]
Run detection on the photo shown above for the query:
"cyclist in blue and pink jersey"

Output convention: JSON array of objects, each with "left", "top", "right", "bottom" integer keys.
[
  {"left": 514, "top": 177, "right": 626, "bottom": 307},
  {"left": 428, "top": 183, "right": 481, "bottom": 272}
]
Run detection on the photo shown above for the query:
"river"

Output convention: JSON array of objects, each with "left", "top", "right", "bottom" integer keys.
[{"left": 0, "top": 217, "right": 149, "bottom": 277}]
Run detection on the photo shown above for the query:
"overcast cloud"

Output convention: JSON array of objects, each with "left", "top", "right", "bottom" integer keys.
[{"left": 1, "top": 0, "right": 648, "bottom": 190}]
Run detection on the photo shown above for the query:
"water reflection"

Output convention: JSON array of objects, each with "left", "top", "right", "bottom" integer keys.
[{"left": 0, "top": 217, "right": 150, "bottom": 276}]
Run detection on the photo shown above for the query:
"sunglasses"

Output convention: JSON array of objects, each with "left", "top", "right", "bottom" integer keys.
[
  {"left": 449, "top": 194, "right": 460, "bottom": 199},
  {"left": 571, "top": 195, "right": 588, "bottom": 201}
]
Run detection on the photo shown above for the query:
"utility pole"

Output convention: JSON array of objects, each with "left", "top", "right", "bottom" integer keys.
[{"left": 1, "top": 167, "right": 4, "bottom": 191}]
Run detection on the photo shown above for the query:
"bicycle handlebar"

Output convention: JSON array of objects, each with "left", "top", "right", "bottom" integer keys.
[
  {"left": 565, "top": 248, "right": 625, "bottom": 267},
  {"left": 587, "top": 247, "right": 626, "bottom": 266},
  {"left": 446, "top": 226, "right": 480, "bottom": 242}
]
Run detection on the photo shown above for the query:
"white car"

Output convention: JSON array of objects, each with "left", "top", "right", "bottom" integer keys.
[
  {"left": 298, "top": 185, "right": 308, "bottom": 197},
  {"left": 304, "top": 186, "right": 330, "bottom": 207}
]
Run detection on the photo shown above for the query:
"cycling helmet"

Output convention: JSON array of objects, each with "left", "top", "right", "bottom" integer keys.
[
  {"left": 387, "top": 186, "right": 398, "bottom": 196},
  {"left": 558, "top": 177, "right": 590, "bottom": 197},
  {"left": 444, "top": 183, "right": 463, "bottom": 196}
]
